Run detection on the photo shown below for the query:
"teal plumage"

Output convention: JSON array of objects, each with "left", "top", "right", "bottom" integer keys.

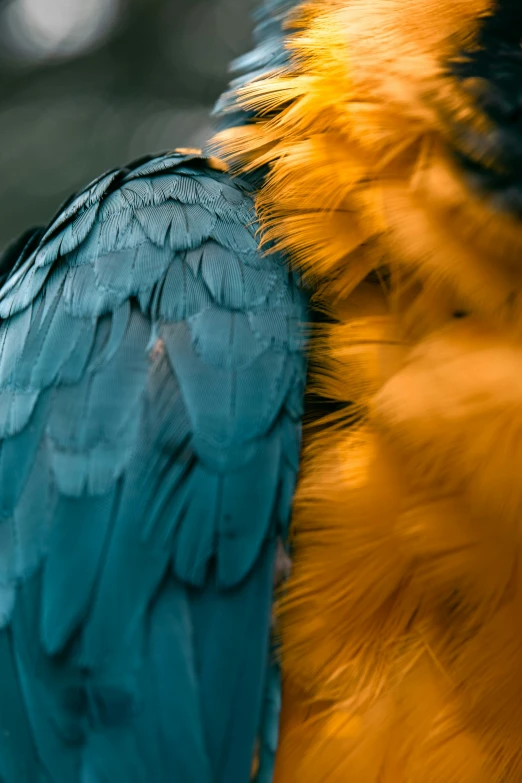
[
  {"left": 252, "top": 642, "right": 282, "bottom": 783},
  {"left": 0, "top": 149, "right": 308, "bottom": 782},
  {"left": 211, "top": 0, "right": 303, "bottom": 191}
]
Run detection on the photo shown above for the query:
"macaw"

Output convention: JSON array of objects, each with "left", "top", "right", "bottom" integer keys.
[
  {"left": 3, "top": 0, "right": 522, "bottom": 780},
  {"left": 214, "top": 0, "right": 522, "bottom": 780}
]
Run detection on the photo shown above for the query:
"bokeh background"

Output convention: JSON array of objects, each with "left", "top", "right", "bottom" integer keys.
[{"left": 0, "top": 0, "right": 256, "bottom": 247}]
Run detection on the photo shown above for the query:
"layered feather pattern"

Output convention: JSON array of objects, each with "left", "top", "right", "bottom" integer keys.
[
  {"left": 0, "top": 149, "right": 308, "bottom": 782},
  {"left": 213, "top": 0, "right": 522, "bottom": 780}
]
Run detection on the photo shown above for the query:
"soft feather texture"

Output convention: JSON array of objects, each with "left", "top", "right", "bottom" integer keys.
[
  {"left": 212, "top": 0, "right": 302, "bottom": 191},
  {"left": 0, "top": 150, "right": 308, "bottom": 782},
  {"left": 212, "top": 0, "right": 522, "bottom": 780}
]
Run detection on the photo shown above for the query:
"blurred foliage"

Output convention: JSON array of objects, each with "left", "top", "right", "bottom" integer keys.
[{"left": 0, "top": 0, "right": 256, "bottom": 246}]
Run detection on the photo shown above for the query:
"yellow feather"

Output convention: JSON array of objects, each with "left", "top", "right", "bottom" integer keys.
[{"left": 212, "top": 0, "right": 522, "bottom": 778}]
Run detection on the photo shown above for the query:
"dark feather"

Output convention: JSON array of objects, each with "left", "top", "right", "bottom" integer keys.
[{"left": 448, "top": 0, "right": 522, "bottom": 213}]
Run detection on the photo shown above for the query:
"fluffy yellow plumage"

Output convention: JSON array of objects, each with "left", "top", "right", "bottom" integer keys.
[{"left": 213, "top": 1, "right": 522, "bottom": 779}]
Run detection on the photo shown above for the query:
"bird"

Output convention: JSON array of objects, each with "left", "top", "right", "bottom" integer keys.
[{"left": 213, "top": 0, "right": 522, "bottom": 780}]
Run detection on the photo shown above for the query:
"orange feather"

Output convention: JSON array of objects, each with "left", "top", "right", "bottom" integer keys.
[{"left": 213, "top": 0, "right": 522, "bottom": 779}]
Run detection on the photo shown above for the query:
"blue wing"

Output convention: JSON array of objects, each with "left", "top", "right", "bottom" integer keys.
[{"left": 0, "top": 150, "right": 308, "bottom": 783}]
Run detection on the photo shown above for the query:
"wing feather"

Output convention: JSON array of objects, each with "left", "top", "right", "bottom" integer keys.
[{"left": 0, "top": 150, "right": 308, "bottom": 782}]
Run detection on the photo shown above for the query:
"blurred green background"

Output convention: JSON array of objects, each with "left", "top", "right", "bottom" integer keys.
[{"left": 0, "top": 0, "right": 256, "bottom": 247}]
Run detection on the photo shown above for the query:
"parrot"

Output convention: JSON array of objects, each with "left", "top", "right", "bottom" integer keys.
[
  {"left": 2, "top": 0, "right": 522, "bottom": 780},
  {"left": 212, "top": 0, "right": 522, "bottom": 780}
]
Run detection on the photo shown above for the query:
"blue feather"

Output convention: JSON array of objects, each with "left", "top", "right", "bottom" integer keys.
[
  {"left": 0, "top": 150, "right": 309, "bottom": 782},
  {"left": 188, "top": 539, "right": 276, "bottom": 782},
  {"left": 253, "top": 647, "right": 282, "bottom": 783},
  {"left": 156, "top": 254, "right": 213, "bottom": 321},
  {"left": 63, "top": 264, "right": 124, "bottom": 317},
  {"left": 11, "top": 572, "right": 86, "bottom": 782},
  {"left": 0, "top": 258, "right": 52, "bottom": 320},
  {"left": 41, "top": 490, "right": 119, "bottom": 655},
  {"left": 0, "top": 630, "right": 41, "bottom": 783}
]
